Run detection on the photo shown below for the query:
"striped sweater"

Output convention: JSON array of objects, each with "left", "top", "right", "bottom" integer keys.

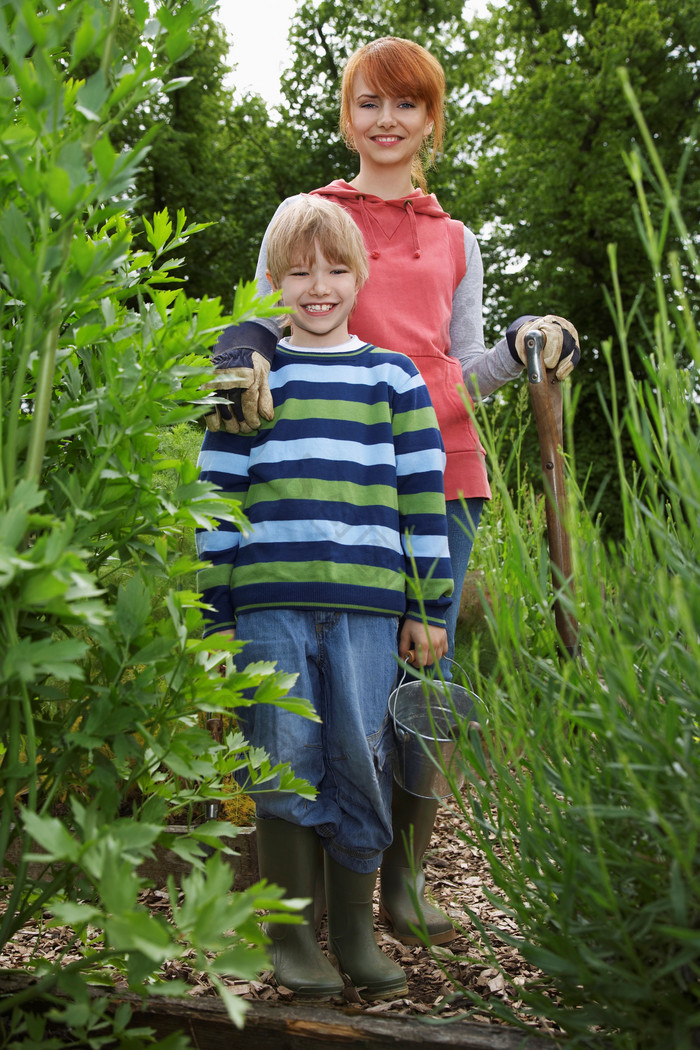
[{"left": 196, "top": 339, "right": 453, "bottom": 635}]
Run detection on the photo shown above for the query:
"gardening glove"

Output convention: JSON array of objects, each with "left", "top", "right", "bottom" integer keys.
[
  {"left": 507, "top": 314, "right": 581, "bottom": 381},
  {"left": 203, "top": 322, "right": 276, "bottom": 434}
]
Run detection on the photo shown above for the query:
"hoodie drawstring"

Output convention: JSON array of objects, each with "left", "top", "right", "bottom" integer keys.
[
  {"left": 404, "top": 199, "right": 422, "bottom": 259},
  {"left": 358, "top": 196, "right": 381, "bottom": 259}
]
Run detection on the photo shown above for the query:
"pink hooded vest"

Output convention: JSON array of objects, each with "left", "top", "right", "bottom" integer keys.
[{"left": 311, "top": 180, "right": 490, "bottom": 501}]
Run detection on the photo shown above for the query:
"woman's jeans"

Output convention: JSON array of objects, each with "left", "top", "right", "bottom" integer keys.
[
  {"left": 234, "top": 608, "right": 397, "bottom": 874},
  {"left": 442, "top": 497, "right": 483, "bottom": 677}
]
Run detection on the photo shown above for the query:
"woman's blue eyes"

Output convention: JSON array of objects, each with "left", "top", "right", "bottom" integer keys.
[{"left": 359, "top": 101, "right": 416, "bottom": 109}]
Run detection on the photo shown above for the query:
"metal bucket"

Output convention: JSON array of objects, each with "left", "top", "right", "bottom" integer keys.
[{"left": 389, "top": 661, "right": 479, "bottom": 799}]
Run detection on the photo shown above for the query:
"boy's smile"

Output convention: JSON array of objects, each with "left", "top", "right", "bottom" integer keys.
[{"left": 270, "top": 243, "right": 360, "bottom": 347}]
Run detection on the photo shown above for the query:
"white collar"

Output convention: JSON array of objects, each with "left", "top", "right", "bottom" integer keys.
[{"left": 279, "top": 334, "right": 364, "bottom": 354}]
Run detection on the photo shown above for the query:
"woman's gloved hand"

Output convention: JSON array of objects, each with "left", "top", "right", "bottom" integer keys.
[
  {"left": 507, "top": 314, "right": 581, "bottom": 380},
  {"left": 203, "top": 353, "right": 273, "bottom": 434},
  {"left": 202, "top": 322, "right": 276, "bottom": 433}
]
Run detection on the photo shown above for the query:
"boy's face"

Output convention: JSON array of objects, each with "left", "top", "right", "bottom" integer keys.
[{"left": 268, "top": 243, "right": 359, "bottom": 348}]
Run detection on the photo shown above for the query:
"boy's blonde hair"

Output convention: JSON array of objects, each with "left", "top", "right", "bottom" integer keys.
[{"left": 266, "top": 195, "right": 369, "bottom": 288}]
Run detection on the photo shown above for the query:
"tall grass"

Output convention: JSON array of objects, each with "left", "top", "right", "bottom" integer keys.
[{"left": 445, "top": 79, "right": 700, "bottom": 1049}]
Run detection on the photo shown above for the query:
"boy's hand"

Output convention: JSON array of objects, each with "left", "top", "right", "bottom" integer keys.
[
  {"left": 398, "top": 621, "right": 448, "bottom": 667},
  {"left": 203, "top": 354, "right": 274, "bottom": 434},
  {"left": 208, "top": 628, "right": 236, "bottom": 676}
]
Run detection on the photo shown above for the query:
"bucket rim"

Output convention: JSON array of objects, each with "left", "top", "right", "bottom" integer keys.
[{"left": 388, "top": 681, "right": 478, "bottom": 744}]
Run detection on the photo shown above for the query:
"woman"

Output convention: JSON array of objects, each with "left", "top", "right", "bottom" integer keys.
[{"left": 206, "top": 36, "right": 580, "bottom": 956}]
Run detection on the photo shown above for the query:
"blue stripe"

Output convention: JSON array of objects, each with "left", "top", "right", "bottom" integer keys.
[
  {"left": 233, "top": 581, "right": 407, "bottom": 618},
  {"left": 250, "top": 436, "right": 396, "bottom": 469},
  {"left": 395, "top": 453, "right": 445, "bottom": 477},
  {"left": 272, "top": 358, "right": 419, "bottom": 391},
  {"left": 247, "top": 500, "right": 397, "bottom": 528},
  {"left": 198, "top": 447, "right": 251, "bottom": 476},
  {"left": 196, "top": 528, "right": 240, "bottom": 554},
  {"left": 242, "top": 518, "right": 402, "bottom": 552},
  {"left": 401, "top": 534, "right": 451, "bottom": 559}
]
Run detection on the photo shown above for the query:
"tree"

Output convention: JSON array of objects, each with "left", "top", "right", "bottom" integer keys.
[
  {"left": 117, "top": 11, "right": 250, "bottom": 302},
  {"left": 442, "top": 0, "right": 700, "bottom": 530}
]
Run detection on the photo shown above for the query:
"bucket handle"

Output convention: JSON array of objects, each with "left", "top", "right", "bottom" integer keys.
[{"left": 398, "top": 655, "right": 475, "bottom": 695}]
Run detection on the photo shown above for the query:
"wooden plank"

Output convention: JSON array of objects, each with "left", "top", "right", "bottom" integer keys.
[
  {"left": 135, "top": 825, "right": 259, "bottom": 889},
  {"left": 2, "top": 826, "right": 259, "bottom": 889},
  {"left": 123, "top": 993, "right": 561, "bottom": 1049},
  {"left": 0, "top": 976, "right": 561, "bottom": 1048}
]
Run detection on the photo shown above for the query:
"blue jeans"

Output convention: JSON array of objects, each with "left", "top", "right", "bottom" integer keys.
[
  {"left": 234, "top": 609, "right": 397, "bottom": 874},
  {"left": 442, "top": 497, "right": 483, "bottom": 677}
]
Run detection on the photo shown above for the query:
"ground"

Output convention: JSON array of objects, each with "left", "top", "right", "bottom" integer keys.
[{"left": 0, "top": 804, "right": 562, "bottom": 1040}]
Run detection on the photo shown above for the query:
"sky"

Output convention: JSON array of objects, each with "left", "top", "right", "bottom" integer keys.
[
  {"left": 213, "top": 0, "right": 496, "bottom": 108},
  {"left": 215, "top": 0, "right": 295, "bottom": 107}
]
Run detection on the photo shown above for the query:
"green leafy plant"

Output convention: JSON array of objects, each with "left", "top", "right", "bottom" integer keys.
[
  {"left": 0, "top": 2, "right": 309, "bottom": 1046},
  {"left": 441, "top": 78, "right": 700, "bottom": 1048}
]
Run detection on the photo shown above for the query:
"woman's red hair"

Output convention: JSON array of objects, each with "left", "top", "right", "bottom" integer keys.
[{"left": 340, "top": 37, "right": 446, "bottom": 190}]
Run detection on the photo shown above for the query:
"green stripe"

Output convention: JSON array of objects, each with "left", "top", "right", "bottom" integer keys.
[
  {"left": 233, "top": 560, "right": 402, "bottom": 591},
  {"left": 405, "top": 575, "right": 454, "bottom": 602},
  {"left": 398, "top": 492, "right": 445, "bottom": 515},
  {"left": 392, "top": 404, "right": 438, "bottom": 436},
  {"left": 197, "top": 565, "right": 231, "bottom": 590},
  {"left": 249, "top": 477, "right": 398, "bottom": 509},
  {"left": 279, "top": 398, "right": 389, "bottom": 425}
]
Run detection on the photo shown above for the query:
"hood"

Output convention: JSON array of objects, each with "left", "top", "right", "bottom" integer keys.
[{"left": 310, "top": 179, "right": 451, "bottom": 259}]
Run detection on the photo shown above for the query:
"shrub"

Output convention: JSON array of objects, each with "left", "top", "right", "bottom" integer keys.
[{"left": 0, "top": 2, "right": 309, "bottom": 1046}]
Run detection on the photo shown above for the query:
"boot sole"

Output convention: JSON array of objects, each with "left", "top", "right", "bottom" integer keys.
[
  {"left": 357, "top": 981, "right": 409, "bottom": 1001},
  {"left": 378, "top": 903, "right": 457, "bottom": 946},
  {"left": 328, "top": 955, "right": 408, "bottom": 1001},
  {"left": 284, "top": 986, "right": 345, "bottom": 1001}
]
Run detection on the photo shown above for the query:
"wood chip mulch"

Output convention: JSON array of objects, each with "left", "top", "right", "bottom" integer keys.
[{"left": 0, "top": 804, "right": 564, "bottom": 1040}]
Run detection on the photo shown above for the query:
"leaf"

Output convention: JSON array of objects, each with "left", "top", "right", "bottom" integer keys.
[
  {"left": 115, "top": 576, "right": 151, "bottom": 642},
  {"left": 91, "top": 133, "right": 116, "bottom": 181},
  {"left": 232, "top": 279, "right": 286, "bottom": 324},
  {"left": 1, "top": 479, "right": 45, "bottom": 546},
  {"left": 21, "top": 812, "right": 80, "bottom": 862},
  {"left": 70, "top": 17, "right": 96, "bottom": 69},
  {"left": 48, "top": 901, "right": 103, "bottom": 927},
  {"left": 105, "top": 911, "right": 176, "bottom": 962},
  {"left": 143, "top": 210, "right": 173, "bottom": 254},
  {"left": 2, "top": 636, "right": 88, "bottom": 682},
  {"left": 210, "top": 975, "right": 249, "bottom": 1028}
]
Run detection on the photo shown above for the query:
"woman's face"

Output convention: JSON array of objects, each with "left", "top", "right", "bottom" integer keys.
[{"left": 347, "top": 73, "right": 433, "bottom": 173}]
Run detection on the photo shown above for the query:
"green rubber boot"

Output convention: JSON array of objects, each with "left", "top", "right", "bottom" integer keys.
[
  {"left": 379, "top": 786, "right": 456, "bottom": 946},
  {"left": 256, "top": 819, "right": 343, "bottom": 1000},
  {"left": 325, "top": 854, "right": 408, "bottom": 1001}
]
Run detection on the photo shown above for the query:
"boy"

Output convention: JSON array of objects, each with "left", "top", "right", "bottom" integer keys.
[{"left": 196, "top": 196, "right": 452, "bottom": 1001}]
